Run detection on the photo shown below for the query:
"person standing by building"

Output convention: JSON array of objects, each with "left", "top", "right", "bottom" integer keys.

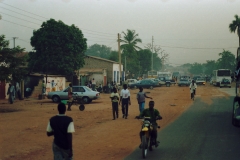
[
  {"left": 67, "top": 83, "right": 73, "bottom": 111},
  {"left": 119, "top": 84, "right": 131, "bottom": 119},
  {"left": 42, "top": 80, "right": 46, "bottom": 95},
  {"left": 7, "top": 83, "right": 15, "bottom": 104},
  {"left": 110, "top": 87, "right": 119, "bottom": 120},
  {"left": 136, "top": 87, "right": 152, "bottom": 114},
  {"left": 92, "top": 78, "right": 96, "bottom": 91},
  {"left": 15, "top": 82, "right": 22, "bottom": 100},
  {"left": 46, "top": 102, "right": 75, "bottom": 160}
]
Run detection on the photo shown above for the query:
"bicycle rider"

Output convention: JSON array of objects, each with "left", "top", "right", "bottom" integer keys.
[
  {"left": 189, "top": 80, "right": 197, "bottom": 100},
  {"left": 136, "top": 100, "right": 162, "bottom": 148}
]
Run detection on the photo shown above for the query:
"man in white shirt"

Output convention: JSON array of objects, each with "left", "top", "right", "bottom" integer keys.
[
  {"left": 189, "top": 80, "right": 197, "bottom": 100},
  {"left": 119, "top": 84, "right": 131, "bottom": 119}
]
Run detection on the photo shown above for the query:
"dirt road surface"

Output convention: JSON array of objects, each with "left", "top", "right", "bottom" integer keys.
[{"left": 0, "top": 84, "right": 229, "bottom": 160}]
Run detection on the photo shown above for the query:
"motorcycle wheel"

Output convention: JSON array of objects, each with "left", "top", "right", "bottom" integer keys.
[{"left": 141, "top": 135, "right": 148, "bottom": 158}]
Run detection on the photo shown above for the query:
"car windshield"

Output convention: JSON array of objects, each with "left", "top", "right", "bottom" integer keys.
[{"left": 85, "top": 86, "right": 93, "bottom": 91}]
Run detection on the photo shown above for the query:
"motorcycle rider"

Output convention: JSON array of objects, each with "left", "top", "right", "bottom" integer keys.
[{"left": 136, "top": 100, "right": 162, "bottom": 148}]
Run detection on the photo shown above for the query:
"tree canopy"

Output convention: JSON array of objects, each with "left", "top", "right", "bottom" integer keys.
[
  {"left": 0, "top": 35, "right": 27, "bottom": 82},
  {"left": 85, "top": 44, "right": 112, "bottom": 59},
  {"left": 28, "top": 19, "right": 87, "bottom": 75},
  {"left": 229, "top": 14, "right": 240, "bottom": 47}
]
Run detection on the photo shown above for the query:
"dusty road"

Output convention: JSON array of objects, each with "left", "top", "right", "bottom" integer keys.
[{"left": 0, "top": 84, "right": 230, "bottom": 160}]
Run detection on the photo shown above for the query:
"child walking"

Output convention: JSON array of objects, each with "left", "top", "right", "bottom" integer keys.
[{"left": 110, "top": 87, "right": 120, "bottom": 120}]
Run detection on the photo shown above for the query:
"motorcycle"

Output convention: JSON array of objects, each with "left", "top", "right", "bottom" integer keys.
[{"left": 137, "top": 116, "right": 162, "bottom": 159}]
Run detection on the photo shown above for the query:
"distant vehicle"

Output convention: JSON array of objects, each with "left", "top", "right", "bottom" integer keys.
[
  {"left": 158, "top": 77, "right": 171, "bottom": 87},
  {"left": 196, "top": 78, "right": 206, "bottom": 85},
  {"left": 128, "top": 79, "right": 158, "bottom": 89},
  {"left": 193, "top": 75, "right": 201, "bottom": 82},
  {"left": 47, "top": 86, "right": 100, "bottom": 103},
  {"left": 157, "top": 71, "right": 172, "bottom": 80},
  {"left": 125, "top": 79, "right": 138, "bottom": 85},
  {"left": 212, "top": 69, "right": 232, "bottom": 86},
  {"left": 178, "top": 78, "right": 191, "bottom": 87},
  {"left": 219, "top": 78, "right": 231, "bottom": 88},
  {"left": 147, "top": 70, "right": 158, "bottom": 78}
]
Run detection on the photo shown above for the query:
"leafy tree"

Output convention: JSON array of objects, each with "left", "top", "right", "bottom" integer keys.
[
  {"left": 85, "top": 44, "right": 112, "bottom": 59},
  {"left": 203, "top": 60, "right": 217, "bottom": 76},
  {"left": 108, "top": 50, "right": 119, "bottom": 62},
  {"left": 217, "top": 50, "right": 235, "bottom": 72},
  {"left": 120, "top": 29, "right": 142, "bottom": 75},
  {"left": 229, "top": 14, "right": 240, "bottom": 47},
  {"left": 188, "top": 63, "right": 203, "bottom": 75},
  {"left": 28, "top": 19, "right": 87, "bottom": 79},
  {"left": 144, "top": 44, "right": 166, "bottom": 71},
  {"left": 138, "top": 49, "right": 152, "bottom": 75},
  {"left": 0, "top": 35, "right": 27, "bottom": 82}
]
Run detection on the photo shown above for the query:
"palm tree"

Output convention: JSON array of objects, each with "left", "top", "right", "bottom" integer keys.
[
  {"left": 229, "top": 14, "right": 240, "bottom": 47},
  {"left": 120, "top": 29, "right": 142, "bottom": 77},
  {"left": 120, "top": 29, "right": 142, "bottom": 53}
]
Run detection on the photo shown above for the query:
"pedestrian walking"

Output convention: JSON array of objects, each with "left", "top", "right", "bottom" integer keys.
[
  {"left": 136, "top": 87, "right": 152, "bottom": 114},
  {"left": 189, "top": 80, "right": 197, "bottom": 100},
  {"left": 119, "top": 84, "right": 131, "bottom": 119},
  {"left": 46, "top": 102, "right": 75, "bottom": 160},
  {"left": 110, "top": 87, "right": 119, "bottom": 120}
]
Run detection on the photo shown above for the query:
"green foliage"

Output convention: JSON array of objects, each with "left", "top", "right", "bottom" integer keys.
[
  {"left": 108, "top": 50, "right": 119, "bottom": 62},
  {"left": 188, "top": 63, "right": 203, "bottom": 75},
  {"left": 153, "top": 53, "right": 162, "bottom": 71},
  {"left": 28, "top": 19, "right": 87, "bottom": 75},
  {"left": 202, "top": 60, "right": 217, "bottom": 75},
  {"left": 138, "top": 49, "right": 152, "bottom": 75},
  {"left": 229, "top": 14, "right": 240, "bottom": 46},
  {"left": 120, "top": 29, "right": 142, "bottom": 75},
  {"left": 0, "top": 35, "right": 28, "bottom": 82},
  {"left": 85, "top": 44, "right": 112, "bottom": 59},
  {"left": 217, "top": 50, "right": 235, "bottom": 72}
]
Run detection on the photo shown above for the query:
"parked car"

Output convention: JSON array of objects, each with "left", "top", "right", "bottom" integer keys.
[
  {"left": 196, "top": 77, "right": 206, "bottom": 85},
  {"left": 158, "top": 77, "right": 171, "bottom": 87},
  {"left": 219, "top": 78, "right": 231, "bottom": 88},
  {"left": 124, "top": 79, "right": 138, "bottom": 86},
  {"left": 47, "top": 86, "right": 100, "bottom": 103},
  {"left": 128, "top": 79, "right": 158, "bottom": 89},
  {"left": 178, "top": 78, "right": 191, "bottom": 87}
]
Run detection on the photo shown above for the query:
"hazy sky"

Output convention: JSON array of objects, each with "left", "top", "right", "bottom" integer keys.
[{"left": 1, "top": 0, "right": 239, "bottom": 66}]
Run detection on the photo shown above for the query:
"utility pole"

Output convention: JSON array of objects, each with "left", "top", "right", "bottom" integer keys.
[
  {"left": 13, "top": 37, "right": 18, "bottom": 48},
  {"left": 118, "top": 33, "right": 122, "bottom": 84},
  {"left": 152, "top": 36, "right": 154, "bottom": 77}
]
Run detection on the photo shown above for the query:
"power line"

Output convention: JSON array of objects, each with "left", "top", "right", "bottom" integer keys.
[
  {"left": 0, "top": 12, "right": 41, "bottom": 25},
  {"left": 0, "top": 2, "right": 47, "bottom": 19},
  {"left": 0, "top": 6, "right": 44, "bottom": 22},
  {"left": 1, "top": 19, "right": 36, "bottom": 30},
  {"left": 141, "top": 42, "right": 237, "bottom": 50}
]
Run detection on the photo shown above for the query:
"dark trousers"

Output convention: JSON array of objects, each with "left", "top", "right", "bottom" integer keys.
[
  {"left": 112, "top": 102, "right": 118, "bottom": 119},
  {"left": 191, "top": 89, "right": 196, "bottom": 99},
  {"left": 121, "top": 99, "right": 129, "bottom": 117}
]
